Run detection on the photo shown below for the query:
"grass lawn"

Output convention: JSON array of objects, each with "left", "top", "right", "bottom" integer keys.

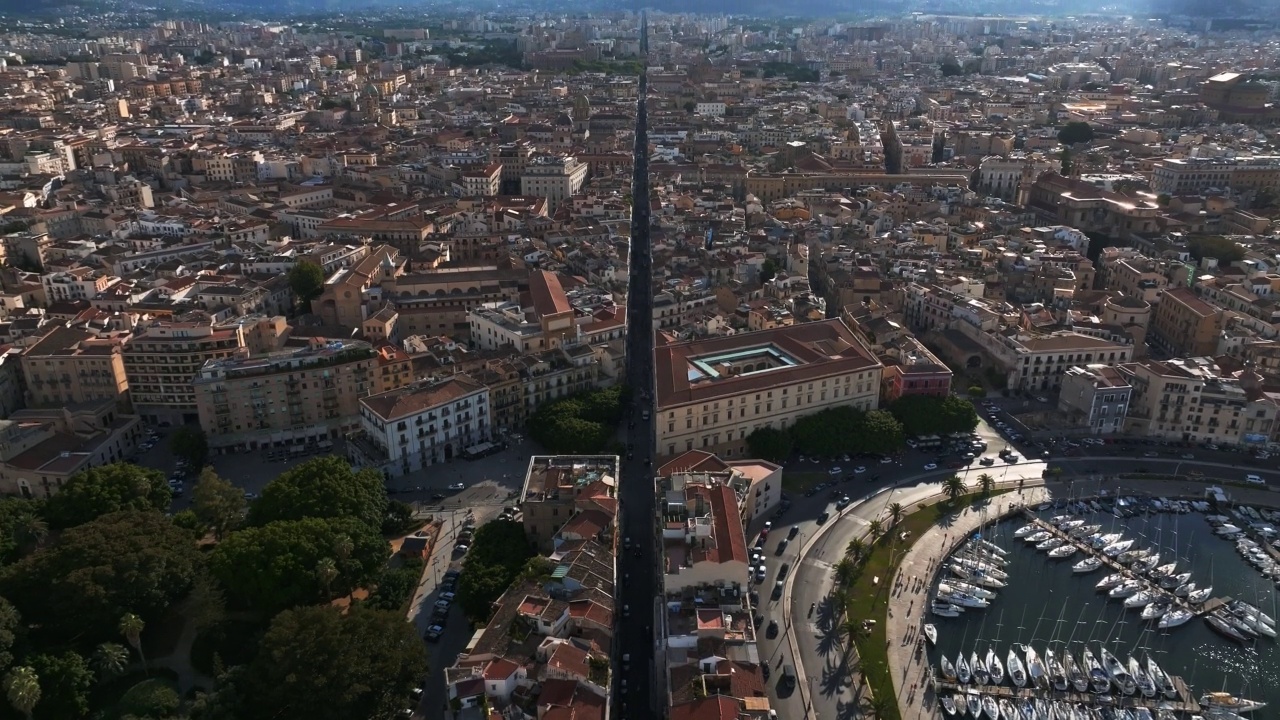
[
  {"left": 781, "top": 471, "right": 831, "bottom": 495},
  {"left": 845, "top": 491, "right": 1007, "bottom": 720}
]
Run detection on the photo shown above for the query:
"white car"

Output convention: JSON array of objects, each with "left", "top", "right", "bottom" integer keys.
[
  {"left": 923, "top": 463, "right": 938, "bottom": 471},
  {"left": 448, "top": 482, "right": 465, "bottom": 491},
  {"left": 828, "top": 467, "right": 842, "bottom": 476},
  {"left": 754, "top": 566, "right": 767, "bottom": 582},
  {"left": 880, "top": 456, "right": 894, "bottom": 464},
  {"left": 854, "top": 466, "right": 867, "bottom": 474}
]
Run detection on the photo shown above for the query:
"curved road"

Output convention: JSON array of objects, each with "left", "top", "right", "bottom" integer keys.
[{"left": 757, "top": 451, "right": 1280, "bottom": 720}]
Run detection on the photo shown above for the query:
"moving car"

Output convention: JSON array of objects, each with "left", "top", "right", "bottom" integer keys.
[
  {"left": 447, "top": 482, "right": 465, "bottom": 491},
  {"left": 923, "top": 463, "right": 938, "bottom": 471}
]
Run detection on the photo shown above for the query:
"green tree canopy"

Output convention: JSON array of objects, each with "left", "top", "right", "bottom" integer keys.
[
  {"left": 247, "top": 456, "right": 387, "bottom": 533},
  {"left": 28, "top": 651, "right": 92, "bottom": 719},
  {"left": 43, "top": 463, "right": 171, "bottom": 530},
  {"left": 746, "top": 426, "right": 793, "bottom": 463},
  {"left": 790, "top": 406, "right": 866, "bottom": 458},
  {"left": 888, "top": 395, "right": 979, "bottom": 437},
  {"left": 1057, "top": 121, "right": 1094, "bottom": 145},
  {"left": 209, "top": 517, "right": 387, "bottom": 613},
  {"left": 118, "top": 677, "right": 181, "bottom": 718},
  {"left": 0, "top": 598, "right": 20, "bottom": 674},
  {"left": 0, "top": 511, "right": 200, "bottom": 646},
  {"left": 170, "top": 426, "right": 210, "bottom": 468},
  {"left": 760, "top": 258, "right": 779, "bottom": 283},
  {"left": 1186, "top": 235, "right": 1245, "bottom": 264},
  {"left": 526, "top": 388, "right": 624, "bottom": 455},
  {"left": 0, "top": 499, "right": 46, "bottom": 566},
  {"left": 456, "top": 519, "right": 533, "bottom": 622},
  {"left": 231, "top": 606, "right": 427, "bottom": 720},
  {"left": 860, "top": 410, "right": 906, "bottom": 454},
  {"left": 940, "top": 60, "right": 963, "bottom": 76},
  {"left": 192, "top": 467, "right": 247, "bottom": 540},
  {"left": 288, "top": 261, "right": 326, "bottom": 312}
]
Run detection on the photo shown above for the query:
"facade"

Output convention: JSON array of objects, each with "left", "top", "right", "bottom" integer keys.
[
  {"left": 469, "top": 270, "right": 578, "bottom": 352},
  {"left": 0, "top": 403, "right": 143, "bottom": 498},
  {"left": 123, "top": 321, "right": 248, "bottom": 425},
  {"left": 21, "top": 326, "right": 130, "bottom": 411},
  {"left": 1150, "top": 287, "right": 1224, "bottom": 358},
  {"left": 1057, "top": 364, "right": 1133, "bottom": 435},
  {"left": 192, "top": 339, "right": 375, "bottom": 451},
  {"left": 350, "top": 375, "right": 491, "bottom": 477},
  {"left": 1117, "top": 358, "right": 1279, "bottom": 446},
  {"left": 1151, "top": 155, "right": 1280, "bottom": 197},
  {"left": 520, "top": 155, "right": 588, "bottom": 209},
  {"left": 654, "top": 319, "right": 883, "bottom": 459}
]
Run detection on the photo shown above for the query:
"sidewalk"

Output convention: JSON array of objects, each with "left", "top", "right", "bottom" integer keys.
[{"left": 886, "top": 487, "right": 1051, "bottom": 720}]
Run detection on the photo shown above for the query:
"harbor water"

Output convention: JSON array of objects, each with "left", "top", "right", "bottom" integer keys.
[{"left": 927, "top": 504, "right": 1280, "bottom": 711}]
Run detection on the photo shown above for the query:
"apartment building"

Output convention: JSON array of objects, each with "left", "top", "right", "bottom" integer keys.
[
  {"left": 659, "top": 475, "right": 749, "bottom": 596},
  {"left": 1117, "top": 357, "right": 1279, "bottom": 446},
  {"left": 1057, "top": 364, "right": 1133, "bottom": 435},
  {"left": 1151, "top": 155, "right": 1280, "bottom": 197},
  {"left": 461, "top": 163, "right": 502, "bottom": 196},
  {"left": 656, "top": 449, "right": 783, "bottom": 534},
  {"left": 1150, "top": 287, "right": 1223, "bottom": 358},
  {"left": 124, "top": 321, "right": 249, "bottom": 426},
  {"left": 469, "top": 270, "right": 578, "bottom": 352},
  {"left": 654, "top": 319, "right": 882, "bottom": 459},
  {"left": 192, "top": 339, "right": 375, "bottom": 451},
  {"left": 350, "top": 374, "right": 490, "bottom": 477},
  {"left": 520, "top": 155, "right": 588, "bottom": 209},
  {"left": 953, "top": 323, "right": 1133, "bottom": 392},
  {"left": 0, "top": 403, "right": 143, "bottom": 498},
  {"left": 22, "top": 326, "right": 130, "bottom": 411},
  {"left": 519, "top": 454, "right": 618, "bottom": 553}
]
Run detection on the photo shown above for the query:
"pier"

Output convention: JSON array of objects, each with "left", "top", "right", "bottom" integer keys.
[
  {"left": 1017, "top": 509, "right": 1229, "bottom": 618},
  {"left": 930, "top": 672, "right": 1203, "bottom": 716}
]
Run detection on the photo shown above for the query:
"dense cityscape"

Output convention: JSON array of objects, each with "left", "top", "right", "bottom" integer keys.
[{"left": 0, "top": 5, "right": 1277, "bottom": 720}]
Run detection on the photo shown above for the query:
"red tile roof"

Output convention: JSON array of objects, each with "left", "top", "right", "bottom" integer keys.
[
  {"left": 530, "top": 269, "right": 571, "bottom": 317},
  {"left": 669, "top": 696, "right": 742, "bottom": 720}
]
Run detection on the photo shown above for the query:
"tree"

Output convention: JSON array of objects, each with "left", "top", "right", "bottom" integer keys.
[
  {"left": 887, "top": 502, "right": 904, "bottom": 528},
  {"left": 170, "top": 425, "right": 210, "bottom": 469},
  {"left": 837, "top": 616, "right": 862, "bottom": 655},
  {"left": 43, "top": 463, "right": 171, "bottom": 530},
  {"left": 1187, "top": 235, "right": 1245, "bottom": 264},
  {"left": 92, "top": 643, "right": 129, "bottom": 681},
  {"left": 365, "top": 562, "right": 424, "bottom": 611},
  {"left": 978, "top": 473, "right": 996, "bottom": 496},
  {"left": 0, "top": 499, "right": 47, "bottom": 564},
  {"left": 120, "top": 613, "right": 146, "bottom": 671},
  {"left": 746, "top": 427, "right": 793, "bottom": 463},
  {"left": 943, "top": 474, "right": 967, "bottom": 501},
  {"left": 119, "top": 678, "right": 181, "bottom": 717},
  {"left": 846, "top": 537, "right": 867, "bottom": 565},
  {"left": 0, "top": 598, "right": 19, "bottom": 674},
  {"left": 834, "top": 557, "right": 858, "bottom": 588},
  {"left": 759, "top": 258, "right": 779, "bottom": 283},
  {"left": 857, "top": 410, "right": 905, "bottom": 455},
  {"left": 192, "top": 467, "right": 247, "bottom": 540},
  {"left": 0, "top": 511, "right": 201, "bottom": 646},
  {"left": 288, "top": 260, "right": 326, "bottom": 312},
  {"left": 209, "top": 517, "right": 386, "bottom": 614},
  {"left": 682, "top": 100, "right": 696, "bottom": 113},
  {"left": 940, "top": 60, "right": 963, "bottom": 76},
  {"left": 315, "top": 557, "right": 339, "bottom": 599},
  {"left": 865, "top": 692, "right": 896, "bottom": 720},
  {"left": 1057, "top": 121, "right": 1094, "bottom": 145},
  {"left": 888, "top": 395, "right": 979, "bottom": 437},
  {"left": 867, "top": 519, "right": 883, "bottom": 543},
  {"left": 1060, "top": 147, "right": 1073, "bottom": 176},
  {"left": 4, "top": 666, "right": 38, "bottom": 720},
  {"left": 28, "top": 651, "right": 92, "bottom": 719},
  {"left": 229, "top": 606, "right": 428, "bottom": 720},
  {"left": 248, "top": 456, "right": 388, "bottom": 534},
  {"left": 456, "top": 520, "right": 534, "bottom": 622}
]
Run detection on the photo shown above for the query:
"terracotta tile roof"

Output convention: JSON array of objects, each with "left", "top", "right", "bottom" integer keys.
[
  {"left": 360, "top": 374, "right": 485, "bottom": 421},
  {"left": 530, "top": 269, "right": 571, "bottom": 317},
  {"left": 669, "top": 696, "right": 742, "bottom": 720},
  {"left": 482, "top": 657, "right": 520, "bottom": 681}
]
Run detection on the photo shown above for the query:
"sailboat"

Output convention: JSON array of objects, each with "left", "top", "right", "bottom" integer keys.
[
  {"left": 1070, "top": 523, "right": 1101, "bottom": 538},
  {"left": 1099, "top": 647, "right": 1136, "bottom": 695},
  {"left": 1207, "top": 613, "right": 1249, "bottom": 643},
  {"left": 1199, "top": 692, "right": 1268, "bottom": 714},
  {"left": 1141, "top": 599, "right": 1171, "bottom": 621},
  {"left": 924, "top": 623, "right": 938, "bottom": 645},
  {"left": 1159, "top": 608, "right": 1193, "bottom": 628},
  {"left": 971, "top": 651, "right": 989, "bottom": 685},
  {"left": 1109, "top": 580, "right": 1144, "bottom": 599},
  {"left": 1073, "top": 556, "right": 1103, "bottom": 573},
  {"left": 932, "top": 600, "right": 963, "bottom": 617},
  {"left": 1023, "top": 644, "right": 1046, "bottom": 689},
  {"left": 1124, "top": 589, "right": 1157, "bottom": 608},
  {"left": 956, "top": 653, "right": 971, "bottom": 684},
  {"left": 966, "top": 691, "right": 982, "bottom": 718},
  {"left": 981, "top": 694, "right": 999, "bottom": 720},
  {"left": 1188, "top": 586, "right": 1213, "bottom": 604},
  {"left": 998, "top": 698, "right": 1017, "bottom": 720},
  {"left": 1129, "top": 656, "right": 1157, "bottom": 698},
  {"left": 1147, "top": 656, "right": 1176, "bottom": 700},
  {"left": 1014, "top": 523, "right": 1038, "bottom": 538},
  {"left": 941, "top": 694, "right": 958, "bottom": 716},
  {"left": 940, "top": 654, "right": 958, "bottom": 681},
  {"left": 1064, "top": 649, "right": 1089, "bottom": 693},
  {"left": 1049, "top": 544, "right": 1077, "bottom": 559},
  {"left": 1096, "top": 573, "right": 1126, "bottom": 590},
  {"left": 1159, "top": 571, "right": 1192, "bottom": 590},
  {"left": 1082, "top": 647, "right": 1110, "bottom": 693},
  {"left": 1046, "top": 648, "right": 1068, "bottom": 692},
  {"left": 988, "top": 646, "right": 1004, "bottom": 686},
  {"left": 1007, "top": 646, "right": 1027, "bottom": 688}
]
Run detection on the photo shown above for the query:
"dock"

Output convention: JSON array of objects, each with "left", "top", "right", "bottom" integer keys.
[
  {"left": 1017, "top": 509, "right": 1228, "bottom": 618},
  {"left": 930, "top": 672, "right": 1203, "bottom": 716}
]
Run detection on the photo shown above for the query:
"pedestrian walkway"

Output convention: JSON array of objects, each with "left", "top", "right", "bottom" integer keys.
[{"left": 885, "top": 487, "right": 1051, "bottom": 720}]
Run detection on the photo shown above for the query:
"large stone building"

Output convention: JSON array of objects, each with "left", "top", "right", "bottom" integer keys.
[
  {"left": 22, "top": 326, "right": 130, "bottom": 411},
  {"left": 654, "top": 319, "right": 882, "bottom": 459},
  {"left": 1150, "top": 287, "right": 1223, "bottom": 358},
  {"left": 123, "top": 321, "right": 249, "bottom": 426},
  {"left": 1117, "top": 358, "right": 1279, "bottom": 447},
  {"left": 350, "top": 374, "right": 491, "bottom": 477},
  {"left": 193, "top": 339, "right": 375, "bottom": 451}
]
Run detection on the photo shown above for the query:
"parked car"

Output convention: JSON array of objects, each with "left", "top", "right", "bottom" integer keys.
[
  {"left": 447, "top": 482, "right": 465, "bottom": 491},
  {"left": 923, "top": 463, "right": 938, "bottom": 471},
  {"left": 425, "top": 625, "right": 444, "bottom": 642}
]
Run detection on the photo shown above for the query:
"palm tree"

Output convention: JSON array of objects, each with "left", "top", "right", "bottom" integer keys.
[
  {"left": 316, "top": 557, "right": 339, "bottom": 599},
  {"left": 120, "top": 613, "right": 146, "bottom": 672},
  {"left": 4, "top": 666, "right": 39, "bottom": 720},
  {"left": 867, "top": 519, "right": 883, "bottom": 543},
  {"left": 333, "top": 535, "right": 354, "bottom": 600},
  {"left": 846, "top": 537, "right": 867, "bottom": 565},
  {"left": 943, "top": 474, "right": 967, "bottom": 501},
  {"left": 887, "top": 502, "right": 904, "bottom": 528},
  {"left": 11, "top": 513, "right": 46, "bottom": 553},
  {"left": 838, "top": 616, "right": 862, "bottom": 655},
  {"left": 834, "top": 557, "right": 858, "bottom": 588},
  {"left": 92, "top": 643, "right": 129, "bottom": 681},
  {"left": 978, "top": 473, "right": 996, "bottom": 496},
  {"left": 864, "top": 692, "right": 895, "bottom": 720}
]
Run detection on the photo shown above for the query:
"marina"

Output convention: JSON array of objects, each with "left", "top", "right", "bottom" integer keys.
[{"left": 920, "top": 491, "right": 1279, "bottom": 718}]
